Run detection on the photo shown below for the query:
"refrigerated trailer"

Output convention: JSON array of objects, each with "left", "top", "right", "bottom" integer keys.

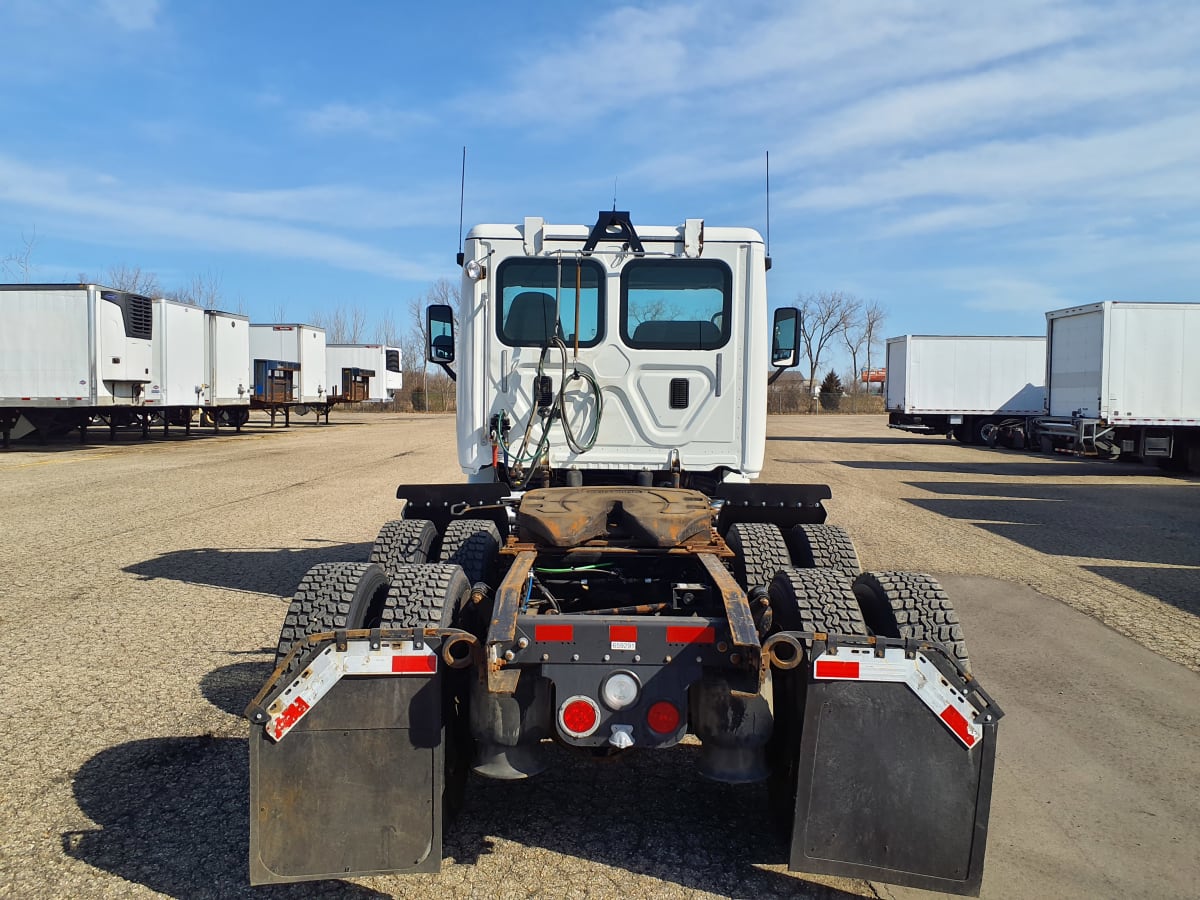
[
  {"left": 885, "top": 335, "right": 1046, "bottom": 444},
  {"left": 325, "top": 343, "right": 403, "bottom": 403},
  {"left": 1029, "top": 302, "right": 1200, "bottom": 469},
  {"left": 0, "top": 284, "right": 153, "bottom": 446}
]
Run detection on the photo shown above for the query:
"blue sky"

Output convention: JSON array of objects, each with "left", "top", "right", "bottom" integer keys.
[{"left": 2, "top": 0, "right": 1198, "bottom": 361}]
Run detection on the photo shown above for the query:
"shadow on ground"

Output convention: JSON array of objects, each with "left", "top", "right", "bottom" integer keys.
[
  {"left": 123, "top": 541, "right": 373, "bottom": 595},
  {"left": 768, "top": 434, "right": 943, "bottom": 446},
  {"left": 201, "top": 661, "right": 276, "bottom": 716},
  {"left": 65, "top": 732, "right": 862, "bottom": 899},
  {"left": 64, "top": 736, "right": 389, "bottom": 899},
  {"left": 905, "top": 481, "right": 1200, "bottom": 618},
  {"left": 835, "top": 456, "right": 1154, "bottom": 477}
]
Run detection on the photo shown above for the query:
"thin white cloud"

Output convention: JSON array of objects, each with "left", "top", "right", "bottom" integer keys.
[
  {"left": 0, "top": 155, "right": 443, "bottom": 282},
  {"left": 789, "top": 112, "right": 1200, "bottom": 211},
  {"left": 300, "top": 102, "right": 431, "bottom": 138},
  {"left": 100, "top": 0, "right": 160, "bottom": 31}
]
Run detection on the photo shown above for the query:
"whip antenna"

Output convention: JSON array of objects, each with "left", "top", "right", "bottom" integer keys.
[
  {"left": 456, "top": 146, "right": 467, "bottom": 265},
  {"left": 765, "top": 150, "right": 772, "bottom": 271}
]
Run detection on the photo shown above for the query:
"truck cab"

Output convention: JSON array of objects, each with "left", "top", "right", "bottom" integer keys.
[{"left": 431, "top": 212, "right": 798, "bottom": 488}]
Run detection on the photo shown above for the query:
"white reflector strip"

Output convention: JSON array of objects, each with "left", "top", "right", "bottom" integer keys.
[
  {"left": 813, "top": 646, "right": 982, "bottom": 749},
  {"left": 265, "top": 640, "right": 437, "bottom": 742}
]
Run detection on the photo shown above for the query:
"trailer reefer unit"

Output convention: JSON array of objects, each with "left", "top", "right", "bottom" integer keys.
[
  {"left": 249, "top": 324, "right": 326, "bottom": 404},
  {"left": 1034, "top": 302, "right": 1200, "bottom": 468},
  {"left": 245, "top": 212, "right": 1004, "bottom": 896},
  {"left": 0, "top": 284, "right": 153, "bottom": 444},
  {"left": 146, "top": 298, "right": 204, "bottom": 416},
  {"left": 885, "top": 335, "right": 1046, "bottom": 443},
  {"left": 326, "top": 344, "right": 402, "bottom": 402},
  {"left": 203, "top": 309, "right": 251, "bottom": 411}
]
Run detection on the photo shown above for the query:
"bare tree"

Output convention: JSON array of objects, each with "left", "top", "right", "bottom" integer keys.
[
  {"left": 106, "top": 264, "right": 161, "bottom": 296},
  {"left": 2, "top": 228, "right": 38, "bottom": 281},
  {"left": 868, "top": 301, "right": 888, "bottom": 396},
  {"left": 796, "top": 291, "right": 859, "bottom": 412},
  {"left": 842, "top": 300, "right": 870, "bottom": 396},
  {"left": 313, "top": 302, "right": 369, "bottom": 342},
  {"left": 271, "top": 301, "right": 289, "bottom": 323},
  {"left": 167, "top": 271, "right": 224, "bottom": 309}
]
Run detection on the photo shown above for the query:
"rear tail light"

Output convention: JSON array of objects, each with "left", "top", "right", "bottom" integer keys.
[
  {"left": 646, "top": 700, "right": 681, "bottom": 735},
  {"left": 558, "top": 696, "right": 601, "bottom": 738}
]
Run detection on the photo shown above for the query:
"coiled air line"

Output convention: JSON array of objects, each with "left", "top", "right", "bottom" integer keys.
[{"left": 496, "top": 251, "right": 604, "bottom": 473}]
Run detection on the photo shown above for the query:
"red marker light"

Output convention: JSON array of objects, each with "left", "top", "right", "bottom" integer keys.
[
  {"left": 646, "top": 701, "right": 681, "bottom": 735},
  {"left": 559, "top": 696, "right": 600, "bottom": 737}
]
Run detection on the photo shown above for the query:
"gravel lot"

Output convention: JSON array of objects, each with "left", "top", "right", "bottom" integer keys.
[{"left": 1, "top": 412, "right": 1196, "bottom": 900}]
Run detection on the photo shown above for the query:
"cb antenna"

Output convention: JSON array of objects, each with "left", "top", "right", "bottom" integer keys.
[
  {"left": 612, "top": 177, "right": 618, "bottom": 211},
  {"left": 456, "top": 146, "right": 467, "bottom": 265},
  {"left": 764, "top": 150, "right": 772, "bottom": 271}
]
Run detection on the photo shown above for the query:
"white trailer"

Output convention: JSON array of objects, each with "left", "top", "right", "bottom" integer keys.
[
  {"left": 1033, "top": 302, "right": 1200, "bottom": 469},
  {"left": 146, "top": 299, "right": 205, "bottom": 419},
  {"left": 326, "top": 344, "right": 403, "bottom": 403},
  {"left": 0, "top": 284, "right": 154, "bottom": 445},
  {"left": 204, "top": 309, "right": 251, "bottom": 406},
  {"left": 885, "top": 335, "right": 1046, "bottom": 443},
  {"left": 249, "top": 324, "right": 327, "bottom": 404}
]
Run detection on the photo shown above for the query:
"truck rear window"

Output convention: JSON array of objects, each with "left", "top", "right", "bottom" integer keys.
[
  {"left": 620, "top": 260, "right": 731, "bottom": 350},
  {"left": 496, "top": 258, "right": 605, "bottom": 348}
]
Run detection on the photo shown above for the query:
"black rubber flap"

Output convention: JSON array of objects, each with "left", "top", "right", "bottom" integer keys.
[
  {"left": 249, "top": 675, "right": 444, "bottom": 884},
  {"left": 788, "top": 679, "right": 996, "bottom": 896}
]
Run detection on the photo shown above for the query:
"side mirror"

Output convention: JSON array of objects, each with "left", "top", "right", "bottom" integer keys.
[
  {"left": 771, "top": 307, "right": 800, "bottom": 368},
  {"left": 426, "top": 304, "right": 455, "bottom": 363}
]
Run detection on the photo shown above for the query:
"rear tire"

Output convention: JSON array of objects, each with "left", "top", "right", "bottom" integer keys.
[
  {"left": 370, "top": 519, "right": 438, "bottom": 580},
  {"left": 853, "top": 571, "right": 971, "bottom": 672},
  {"left": 380, "top": 563, "right": 470, "bottom": 629},
  {"left": 785, "top": 524, "right": 861, "bottom": 577},
  {"left": 275, "top": 562, "right": 389, "bottom": 669},
  {"left": 726, "top": 522, "right": 792, "bottom": 592},
  {"left": 768, "top": 567, "right": 867, "bottom": 635},
  {"left": 438, "top": 519, "right": 501, "bottom": 588}
]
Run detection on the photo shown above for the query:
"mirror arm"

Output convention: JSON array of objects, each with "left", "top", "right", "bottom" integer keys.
[
  {"left": 437, "top": 362, "right": 457, "bottom": 382},
  {"left": 768, "top": 367, "right": 787, "bottom": 385}
]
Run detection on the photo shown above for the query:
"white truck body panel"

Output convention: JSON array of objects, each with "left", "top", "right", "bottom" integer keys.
[
  {"left": 204, "top": 309, "right": 251, "bottom": 406},
  {"left": 326, "top": 344, "right": 402, "bottom": 402},
  {"left": 250, "top": 324, "right": 327, "bottom": 403},
  {"left": 147, "top": 299, "right": 205, "bottom": 408},
  {"left": 885, "top": 335, "right": 1046, "bottom": 415},
  {"left": 457, "top": 220, "right": 767, "bottom": 479},
  {"left": 1045, "top": 302, "right": 1200, "bottom": 424},
  {"left": 0, "top": 284, "right": 152, "bottom": 407}
]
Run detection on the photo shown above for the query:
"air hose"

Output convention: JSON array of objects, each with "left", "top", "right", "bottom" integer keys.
[{"left": 496, "top": 336, "right": 604, "bottom": 465}]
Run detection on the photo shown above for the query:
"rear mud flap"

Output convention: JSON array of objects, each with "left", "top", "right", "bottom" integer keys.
[
  {"left": 249, "top": 671, "right": 446, "bottom": 884},
  {"left": 785, "top": 643, "right": 1000, "bottom": 897}
]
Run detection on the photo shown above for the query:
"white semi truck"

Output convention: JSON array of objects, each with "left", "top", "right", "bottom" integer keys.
[
  {"left": 885, "top": 334, "right": 1046, "bottom": 444},
  {"left": 0, "top": 284, "right": 153, "bottom": 446},
  {"left": 246, "top": 212, "right": 1003, "bottom": 895}
]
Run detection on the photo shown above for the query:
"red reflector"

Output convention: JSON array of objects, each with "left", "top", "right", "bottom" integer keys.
[
  {"left": 536, "top": 624, "right": 574, "bottom": 642},
  {"left": 273, "top": 696, "right": 310, "bottom": 737},
  {"left": 814, "top": 659, "right": 860, "bottom": 679},
  {"left": 609, "top": 625, "right": 637, "bottom": 644},
  {"left": 940, "top": 705, "right": 977, "bottom": 748},
  {"left": 646, "top": 700, "right": 681, "bottom": 735},
  {"left": 561, "top": 698, "right": 598, "bottom": 735},
  {"left": 391, "top": 653, "right": 437, "bottom": 674},
  {"left": 665, "top": 625, "right": 714, "bottom": 644}
]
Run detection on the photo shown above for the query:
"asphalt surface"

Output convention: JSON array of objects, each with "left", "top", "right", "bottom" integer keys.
[{"left": 0, "top": 412, "right": 1196, "bottom": 899}]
